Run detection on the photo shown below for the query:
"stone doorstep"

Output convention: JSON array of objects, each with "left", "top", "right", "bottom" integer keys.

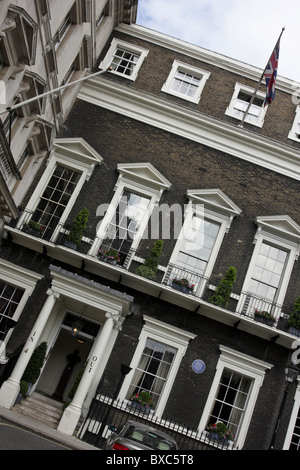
[
  {"left": 27, "top": 392, "right": 64, "bottom": 411},
  {"left": 13, "top": 392, "right": 64, "bottom": 428}
]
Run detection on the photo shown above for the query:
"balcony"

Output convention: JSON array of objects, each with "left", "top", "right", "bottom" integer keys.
[{"left": 4, "top": 221, "right": 299, "bottom": 348}]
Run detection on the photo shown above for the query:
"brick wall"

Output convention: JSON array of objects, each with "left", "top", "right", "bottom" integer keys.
[{"left": 62, "top": 100, "right": 300, "bottom": 306}]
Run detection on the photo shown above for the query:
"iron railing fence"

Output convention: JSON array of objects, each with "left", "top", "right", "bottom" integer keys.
[{"left": 78, "top": 395, "right": 237, "bottom": 450}]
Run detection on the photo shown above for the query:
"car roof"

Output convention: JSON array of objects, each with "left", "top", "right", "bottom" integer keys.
[{"left": 123, "top": 420, "right": 177, "bottom": 443}]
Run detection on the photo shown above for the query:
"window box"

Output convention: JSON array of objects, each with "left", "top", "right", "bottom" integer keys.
[
  {"left": 287, "top": 326, "right": 300, "bottom": 337},
  {"left": 254, "top": 310, "right": 276, "bottom": 326},
  {"left": 98, "top": 248, "right": 121, "bottom": 265},
  {"left": 171, "top": 278, "right": 194, "bottom": 294},
  {"left": 23, "top": 221, "right": 44, "bottom": 237}
]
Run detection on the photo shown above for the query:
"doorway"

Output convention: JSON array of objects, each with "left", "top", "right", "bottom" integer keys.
[{"left": 37, "top": 314, "right": 100, "bottom": 403}]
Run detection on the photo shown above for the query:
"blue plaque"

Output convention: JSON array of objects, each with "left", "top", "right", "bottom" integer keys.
[{"left": 192, "top": 359, "right": 205, "bottom": 374}]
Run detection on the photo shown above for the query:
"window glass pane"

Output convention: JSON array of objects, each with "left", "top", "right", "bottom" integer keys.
[
  {"left": 31, "top": 165, "right": 81, "bottom": 239},
  {"left": 207, "top": 368, "right": 252, "bottom": 439},
  {"left": 171, "top": 70, "right": 201, "bottom": 98},
  {"left": 178, "top": 217, "right": 220, "bottom": 274},
  {"left": 100, "top": 190, "right": 150, "bottom": 264},
  {"left": 0, "top": 281, "right": 24, "bottom": 334},
  {"left": 110, "top": 48, "right": 139, "bottom": 76},
  {"left": 249, "top": 242, "right": 288, "bottom": 303},
  {"left": 126, "top": 339, "right": 177, "bottom": 408},
  {"left": 233, "top": 91, "right": 263, "bottom": 123}
]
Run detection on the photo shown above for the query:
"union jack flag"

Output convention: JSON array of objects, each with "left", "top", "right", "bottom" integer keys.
[{"left": 264, "top": 39, "right": 280, "bottom": 106}]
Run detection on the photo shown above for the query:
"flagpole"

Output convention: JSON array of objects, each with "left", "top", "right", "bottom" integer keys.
[
  {"left": 0, "top": 66, "right": 111, "bottom": 117},
  {"left": 239, "top": 26, "right": 285, "bottom": 128}
]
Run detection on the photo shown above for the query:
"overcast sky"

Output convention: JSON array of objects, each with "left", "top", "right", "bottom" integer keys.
[{"left": 136, "top": 0, "right": 300, "bottom": 83}]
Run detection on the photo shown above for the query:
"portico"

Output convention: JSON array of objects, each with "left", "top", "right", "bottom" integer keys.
[{"left": 0, "top": 265, "right": 133, "bottom": 435}]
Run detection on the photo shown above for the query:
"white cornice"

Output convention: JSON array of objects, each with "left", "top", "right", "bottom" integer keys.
[
  {"left": 116, "top": 24, "right": 300, "bottom": 94},
  {"left": 78, "top": 77, "right": 300, "bottom": 181}
]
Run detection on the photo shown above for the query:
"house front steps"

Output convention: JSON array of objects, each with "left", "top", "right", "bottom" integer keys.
[{"left": 12, "top": 392, "right": 64, "bottom": 429}]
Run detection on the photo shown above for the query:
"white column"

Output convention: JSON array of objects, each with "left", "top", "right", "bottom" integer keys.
[
  {"left": 0, "top": 288, "right": 59, "bottom": 409},
  {"left": 57, "top": 311, "right": 121, "bottom": 436}
]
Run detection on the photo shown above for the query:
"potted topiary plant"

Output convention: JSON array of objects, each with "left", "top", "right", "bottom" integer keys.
[
  {"left": 63, "top": 362, "right": 87, "bottom": 410},
  {"left": 15, "top": 380, "right": 29, "bottom": 404},
  {"left": 136, "top": 240, "right": 164, "bottom": 280},
  {"left": 21, "top": 341, "right": 47, "bottom": 395},
  {"left": 287, "top": 296, "right": 300, "bottom": 337},
  {"left": 65, "top": 207, "right": 90, "bottom": 249},
  {"left": 209, "top": 266, "right": 236, "bottom": 308}
]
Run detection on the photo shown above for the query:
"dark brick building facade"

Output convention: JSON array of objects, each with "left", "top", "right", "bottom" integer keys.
[{"left": 0, "top": 23, "right": 300, "bottom": 450}]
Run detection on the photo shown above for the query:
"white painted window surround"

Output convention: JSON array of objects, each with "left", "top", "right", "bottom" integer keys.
[
  {"left": 283, "top": 379, "right": 300, "bottom": 449},
  {"left": 237, "top": 215, "right": 300, "bottom": 315},
  {"left": 89, "top": 162, "right": 171, "bottom": 259},
  {"left": 198, "top": 345, "right": 273, "bottom": 449},
  {"left": 225, "top": 83, "right": 267, "bottom": 127},
  {"left": 99, "top": 38, "right": 149, "bottom": 81},
  {"left": 118, "top": 315, "right": 196, "bottom": 418},
  {"left": 161, "top": 60, "right": 210, "bottom": 104},
  {"left": 166, "top": 189, "right": 241, "bottom": 294},
  {"left": 16, "top": 138, "right": 103, "bottom": 242},
  {"left": 0, "top": 260, "right": 42, "bottom": 341}
]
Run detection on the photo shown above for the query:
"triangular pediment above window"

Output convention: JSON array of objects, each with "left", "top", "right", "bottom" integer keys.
[
  {"left": 187, "top": 189, "right": 242, "bottom": 219},
  {"left": 117, "top": 162, "right": 172, "bottom": 193},
  {"left": 53, "top": 138, "right": 103, "bottom": 167},
  {"left": 256, "top": 215, "right": 300, "bottom": 244}
]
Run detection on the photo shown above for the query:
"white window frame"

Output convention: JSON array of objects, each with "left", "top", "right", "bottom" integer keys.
[
  {"left": 99, "top": 38, "right": 149, "bottom": 81},
  {"left": 0, "top": 260, "right": 42, "bottom": 341},
  {"left": 198, "top": 345, "right": 273, "bottom": 449},
  {"left": 283, "top": 378, "right": 300, "bottom": 449},
  {"left": 119, "top": 315, "right": 196, "bottom": 418},
  {"left": 225, "top": 83, "right": 267, "bottom": 127},
  {"left": 288, "top": 106, "right": 300, "bottom": 142},
  {"left": 237, "top": 215, "right": 300, "bottom": 316},
  {"left": 166, "top": 189, "right": 241, "bottom": 294},
  {"left": 161, "top": 60, "right": 210, "bottom": 104},
  {"left": 89, "top": 162, "right": 171, "bottom": 259},
  {"left": 16, "top": 138, "right": 102, "bottom": 242}
]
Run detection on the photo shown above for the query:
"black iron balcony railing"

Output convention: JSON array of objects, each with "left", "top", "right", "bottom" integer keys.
[{"left": 8, "top": 220, "right": 297, "bottom": 338}]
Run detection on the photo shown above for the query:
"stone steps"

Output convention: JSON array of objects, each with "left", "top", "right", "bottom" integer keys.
[{"left": 13, "top": 392, "right": 64, "bottom": 429}]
